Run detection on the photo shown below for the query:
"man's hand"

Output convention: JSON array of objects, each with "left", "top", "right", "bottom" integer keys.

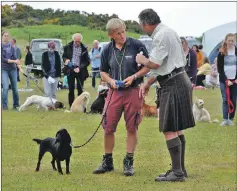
[
  {"left": 74, "top": 67, "right": 80, "bottom": 73},
  {"left": 65, "top": 59, "right": 70, "bottom": 65},
  {"left": 15, "top": 59, "right": 20, "bottom": 65},
  {"left": 139, "top": 83, "right": 150, "bottom": 98},
  {"left": 234, "top": 79, "right": 237, "bottom": 84},
  {"left": 123, "top": 75, "right": 134, "bottom": 87},
  {"left": 227, "top": 80, "right": 233, "bottom": 86},
  {"left": 108, "top": 78, "right": 117, "bottom": 89},
  {"left": 136, "top": 54, "right": 149, "bottom": 66}
]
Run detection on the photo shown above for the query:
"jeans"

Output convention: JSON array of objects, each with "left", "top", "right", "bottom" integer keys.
[
  {"left": 220, "top": 82, "right": 237, "bottom": 120},
  {"left": 42, "top": 77, "right": 59, "bottom": 99},
  {"left": 1, "top": 69, "right": 19, "bottom": 109},
  {"left": 92, "top": 67, "right": 100, "bottom": 88}
]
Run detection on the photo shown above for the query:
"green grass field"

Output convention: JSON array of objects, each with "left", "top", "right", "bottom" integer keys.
[
  {"left": 5, "top": 24, "right": 141, "bottom": 57},
  {"left": 1, "top": 75, "right": 236, "bottom": 191}
]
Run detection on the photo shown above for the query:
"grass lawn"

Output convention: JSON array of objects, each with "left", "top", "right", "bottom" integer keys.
[{"left": 1, "top": 75, "right": 236, "bottom": 191}]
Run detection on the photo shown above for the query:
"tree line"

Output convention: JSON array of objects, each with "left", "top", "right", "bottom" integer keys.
[{"left": 2, "top": 3, "right": 143, "bottom": 34}]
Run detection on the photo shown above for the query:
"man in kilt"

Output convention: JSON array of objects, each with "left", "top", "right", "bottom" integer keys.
[{"left": 136, "top": 9, "right": 195, "bottom": 182}]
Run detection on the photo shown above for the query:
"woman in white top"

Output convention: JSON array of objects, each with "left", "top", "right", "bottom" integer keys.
[{"left": 217, "top": 33, "right": 237, "bottom": 126}]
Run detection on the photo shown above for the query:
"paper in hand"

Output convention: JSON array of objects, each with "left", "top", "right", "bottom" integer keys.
[{"left": 48, "top": 76, "right": 55, "bottom": 84}]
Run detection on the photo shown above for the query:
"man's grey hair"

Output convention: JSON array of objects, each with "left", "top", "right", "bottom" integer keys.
[
  {"left": 106, "top": 18, "right": 126, "bottom": 34},
  {"left": 138, "top": 9, "right": 161, "bottom": 25},
  {"left": 72, "top": 33, "right": 83, "bottom": 41}
]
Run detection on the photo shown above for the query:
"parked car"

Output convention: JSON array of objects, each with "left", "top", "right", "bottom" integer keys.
[
  {"left": 184, "top": 36, "right": 201, "bottom": 48},
  {"left": 98, "top": 41, "right": 110, "bottom": 51},
  {"left": 138, "top": 35, "right": 152, "bottom": 54},
  {"left": 30, "top": 38, "right": 64, "bottom": 77}
]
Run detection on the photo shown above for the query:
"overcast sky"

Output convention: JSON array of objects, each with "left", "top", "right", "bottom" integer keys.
[{"left": 2, "top": 1, "right": 236, "bottom": 37}]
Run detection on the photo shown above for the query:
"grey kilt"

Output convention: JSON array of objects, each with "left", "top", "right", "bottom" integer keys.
[{"left": 158, "top": 71, "right": 195, "bottom": 132}]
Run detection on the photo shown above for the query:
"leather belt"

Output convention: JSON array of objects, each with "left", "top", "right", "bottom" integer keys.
[{"left": 156, "top": 67, "right": 185, "bottom": 82}]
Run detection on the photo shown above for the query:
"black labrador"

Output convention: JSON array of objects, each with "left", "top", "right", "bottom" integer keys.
[
  {"left": 33, "top": 128, "right": 72, "bottom": 175},
  {"left": 90, "top": 89, "right": 109, "bottom": 114}
]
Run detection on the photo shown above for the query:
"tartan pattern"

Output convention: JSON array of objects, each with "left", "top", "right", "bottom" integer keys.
[
  {"left": 158, "top": 72, "right": 195, "bottom": 132},
  {"left": 72, "top": 45, "right": 82, "bottom": 67}
]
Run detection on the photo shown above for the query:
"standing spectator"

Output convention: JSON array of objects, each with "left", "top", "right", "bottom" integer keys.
[
  {"left": 198, "top": 44, "right": 207, "bottom": 57},
  {"left": 41, "top": 41, "right": 61, "bottom": 99},
  {"left": 180, "top": 37, "right": 197, "bottom": 85},
  {"left": 196, "top": 57, "right": 211, "bottom": 87},
  {"left": 24, "top": 45, "right": 33, "bottom": 88},
  {"left": 1, "top": 31, "right": 20, "bottom": 110},
  {"left": 217, "top": 33, "right": 237, "bottom": 126},
  {"left": 62, "top": 33, "right": 90, "bottom": 108},
  {"left": 11, "top": 39, "right": 22, "bottom": 82},
  {"left": 90, "top": 40, "right": 102, "bottom": 88},
  {"left": 136, "top": 9, "right": 195, "bottom": 182},
  {"left": 93, "top": 18, "right": 150, "bottom": 176},
  {"left": 192, "top": 45, "right": 204, "bottom": 68}
]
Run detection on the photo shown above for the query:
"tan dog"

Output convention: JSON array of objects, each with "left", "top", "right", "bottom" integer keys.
[
  {"left": 65, "top": 91, "right": 91, "bottom": 113},
  {"left": 193, "top": 98, "right": 218, "bottom": 123},
  {"left": 141, "top": 100, "right": 158, "bottom": 117}
]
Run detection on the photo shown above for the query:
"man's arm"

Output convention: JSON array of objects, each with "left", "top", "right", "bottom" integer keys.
[{"left": 136, "top": 54, "right": 160, "bottom": 69}]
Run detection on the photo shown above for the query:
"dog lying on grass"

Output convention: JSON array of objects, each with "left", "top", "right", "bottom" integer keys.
[
  {"left": 141, "top": 100, "right": 158, "bottom": 117},
  {"left": 33, "top": 129, "right": 72, "bottom": 175},
  {"left": 19, "top": 95, "right": 65, "bottom": 111},
  {"left": 193, "top": 98, "right": 219, "bottom": 123},
  {"left": 65, "top": 91, "right": 91, "bottom": 113}
]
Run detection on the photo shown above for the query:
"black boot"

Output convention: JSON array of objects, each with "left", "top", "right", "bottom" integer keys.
[
  {"left": 93, "top": 154, "right": 114, "bottom": 174},
  {"left": 155, "top": 137, "right": 185, "bottom": 182},
  {"left": 123, "top": 154, "right": 134, "bottom": 176}
]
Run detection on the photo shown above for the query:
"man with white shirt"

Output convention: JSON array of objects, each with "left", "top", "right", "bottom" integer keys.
[{"left": 136, "top": 9, "right": 195, "bottom": 182}]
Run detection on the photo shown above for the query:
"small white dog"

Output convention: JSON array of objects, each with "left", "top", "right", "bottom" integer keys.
[
  {"left": 65, "top": 91, "right": 91, "bottom": 113},
  {"left": 19, "top": 95, "right": 65, "bottom": 111},
  {"left": 193, "top": 98, "right": 218, "bottom": 123}
]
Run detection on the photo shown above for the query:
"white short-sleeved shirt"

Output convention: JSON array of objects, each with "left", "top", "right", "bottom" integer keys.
[{"left": 149, "top": 23, "right": 186, "bottom": 77}]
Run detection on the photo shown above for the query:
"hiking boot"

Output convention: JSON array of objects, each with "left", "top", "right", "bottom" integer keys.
[
  {"left": 155, "top": 171, "right": 185, "bottom": 182},
  {"left": 93, "top": 155, "right": 114, "bottom": 174},
  {"left": 123, "top": 157, "right": 134, "bottom": 176},
  {"left": 159, "top": 168, "right": 188, "bottom": 178}
]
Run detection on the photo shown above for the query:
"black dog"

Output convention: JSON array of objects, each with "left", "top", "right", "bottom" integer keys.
[
  {"left": 90, "top": 89, "right": 108, "bottom": 114},
  {"left": 33, "top": 129, "right": 72, "bottom": 175}
]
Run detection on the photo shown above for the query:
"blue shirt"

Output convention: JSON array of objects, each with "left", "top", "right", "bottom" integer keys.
[
  {"left": 1, "top": 42, "right": 17, "bottom": 71},
  {"left": 89, "top": 47, "right": 102, "bottom": 68}
]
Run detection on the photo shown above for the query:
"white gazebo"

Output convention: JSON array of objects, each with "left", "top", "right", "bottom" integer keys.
[{"left": 202, "top": 21, "right": 237, "bottom": 63}]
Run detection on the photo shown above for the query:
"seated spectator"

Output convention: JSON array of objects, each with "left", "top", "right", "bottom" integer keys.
[
  {"left": 196, "top": 57, "right": 211, "bottom": 87},
  {"left": 205, "top": 57, "right": 219, "bottom": 88}
]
